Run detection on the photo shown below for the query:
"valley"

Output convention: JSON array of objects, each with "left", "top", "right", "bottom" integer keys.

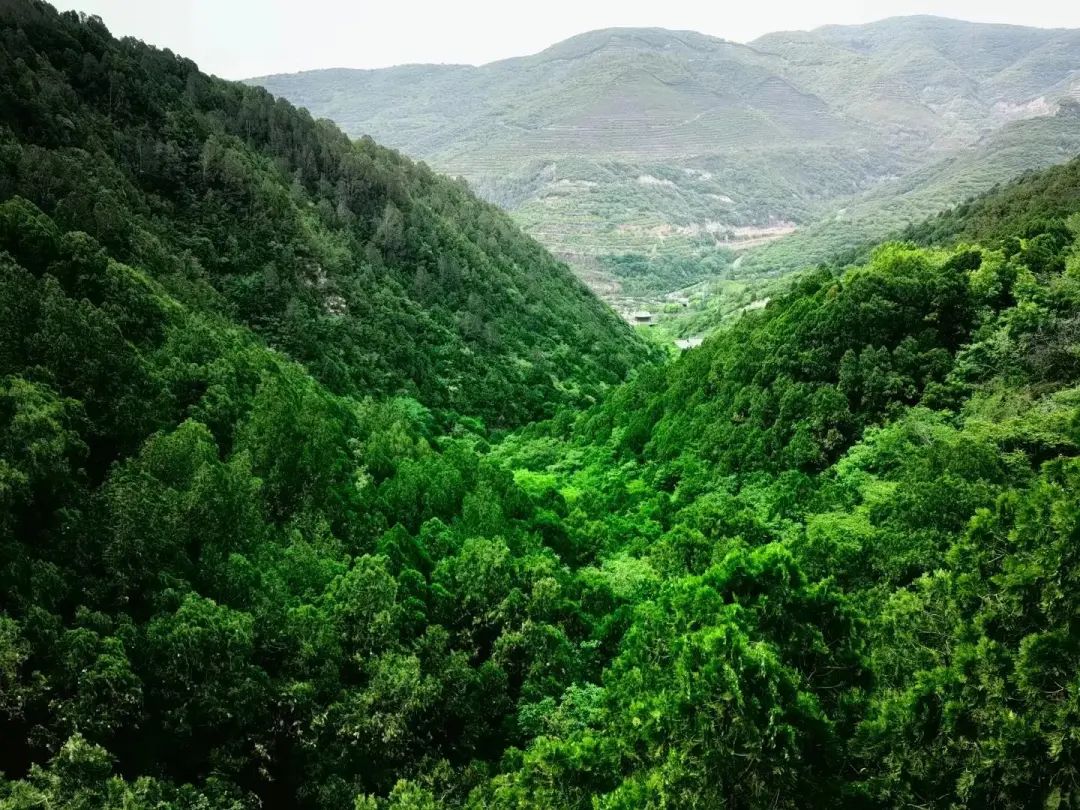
[
  {"left": 4, "top": 3, "right": 1080, "bottom": 809},
  {"left": 252, "top": 17, "right": 1080, "bottom": 330}
]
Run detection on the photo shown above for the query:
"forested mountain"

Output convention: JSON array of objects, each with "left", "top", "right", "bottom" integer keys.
[
  {"left": 6, "top": 3, "right": 1080, "bottom": 809},
  {"left": 251, "top": 18, "right": 1080, "bottom": 309},
  {"left": 0, "top": 1, "right": 649, "bottom": 427}
]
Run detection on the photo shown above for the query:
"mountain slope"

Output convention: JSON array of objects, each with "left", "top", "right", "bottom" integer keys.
[
  {"left": 755, "top": 16, "right": 1080, "bottom": 143},
  {"left": 904, "top": 151, "right": 1080, "bottom": 245},
  {"left": 250, "top": 18, "right": 1080, "bottom": 310},
  {"left": 256, "top": 28, "right": 860, "bottom": 165},
  {"left": 0, "top": 1, "right": 650, "bottom": 426},
  {"left": 0, "top": 3, "right": 658, "bottom": 806},
  {"left": 734, "top": 101, "right": 1080, "bottom": 279},
  {"left": 248, "top": 27, "right": 911, "bottom": 302}
]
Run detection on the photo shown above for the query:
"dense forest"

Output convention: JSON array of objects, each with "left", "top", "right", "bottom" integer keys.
[
  {"left": 0, "top": 0, "right": 649, "bottom": 428},
  {"left": 3, "top": 2, "right": 1080, "bottom": 809}
]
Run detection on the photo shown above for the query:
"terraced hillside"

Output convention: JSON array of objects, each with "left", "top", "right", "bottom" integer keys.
[
  {"left": 257, "top": 30, "right": 858, "bottom": 160},
  {"left": 736, "top": 101, "right": 1080, "bottom": 280},
  {"left": 757, "top": 16, "right": 1080, "bottom": 143},
  {"left": 251, "top": 19, "right": 1080, "bottom": 313}
]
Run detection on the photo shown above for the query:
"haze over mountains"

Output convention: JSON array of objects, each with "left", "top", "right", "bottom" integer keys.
[{"left": 252, "top": 16, "right": 1080, "bottom": 310}]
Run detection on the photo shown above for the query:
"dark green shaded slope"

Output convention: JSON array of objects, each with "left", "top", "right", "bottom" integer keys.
[
  {"left": 0, "top": 0, "right": 649, "bottom": 427},
  {"left": 0, "top": 193, "right": 605, "bottom": 808}
]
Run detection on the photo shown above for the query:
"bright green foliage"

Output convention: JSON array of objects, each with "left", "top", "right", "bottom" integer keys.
[
  {"left": 5, "top": 3, "right": 1080, "bottom": 810},
  {"left": 477, "top": 162, "right": 1080, "bottom": 805}
]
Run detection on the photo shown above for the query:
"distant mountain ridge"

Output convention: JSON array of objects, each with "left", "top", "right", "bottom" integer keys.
[
  {"left": 249, "top": 17, "right": 1080, "bottom": 309},
  {"left": 755, "top": 16, "right": 1080, "bottom": 144},
  {"left": 254, "top": 26, "right": 861, "bottom": 163}
]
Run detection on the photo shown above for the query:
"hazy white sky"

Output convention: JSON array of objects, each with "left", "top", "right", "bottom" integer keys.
[{"left": 58, "top": 0, "right": 1080, "bottom": 79}]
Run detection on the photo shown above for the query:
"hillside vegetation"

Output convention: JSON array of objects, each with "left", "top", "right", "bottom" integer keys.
[
  {"left": 905, "top": 152, "right": 1080, "bottom": 246},
  {"left": 5, "top": 4, "right": 1080, "bottom": 810},
  {"left": 735, "top": 102, "right": 1080, "bottom": 279},
  {"left": 252, "top": 19, "right": 1080, "bottom": 312},
  {"left": 0, "top": 1, "right": 648, "bottom": 427}
]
